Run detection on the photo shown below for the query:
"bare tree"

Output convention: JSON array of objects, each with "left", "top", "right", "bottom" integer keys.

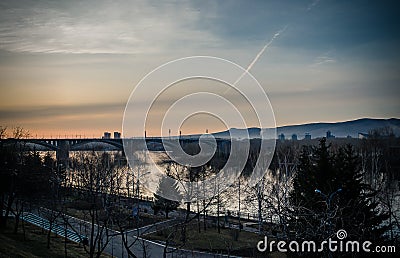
[
  {"left": 12, "top": 126, "right": 30, "bottom": 139},
  {"left": 0, "top": 126, "right": 30, "bottom": 229},
  {"left": 0, "top": 126, "right": 7, "bottom": 139},
  {"left": 69, "top": 151, "right": 115, "bottom": 258}
]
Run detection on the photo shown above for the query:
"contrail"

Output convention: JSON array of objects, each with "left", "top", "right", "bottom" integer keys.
[
  {"left": 233, "top": 25, "right": 288, "bottom": 86},
  {"left": 232, "top": 0, "right": 319, "bottom": 86}
]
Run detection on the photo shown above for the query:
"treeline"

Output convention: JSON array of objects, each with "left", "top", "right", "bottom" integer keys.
[
  {"left": 239, "top": 130, "right": 399, "bottom": 256},
  {"left": 0, "top": 126, "right": 147, "bottom": 257},
  {"left": 1, "top": 125, "right": 399, "bottom": 256},
  {"left": 1, "top": 127, "right": 58, "bottom": 228}
]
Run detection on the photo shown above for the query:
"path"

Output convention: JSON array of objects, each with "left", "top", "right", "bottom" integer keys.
[{"left": 27, "top": 208, "right": 241, "bottom": 258}]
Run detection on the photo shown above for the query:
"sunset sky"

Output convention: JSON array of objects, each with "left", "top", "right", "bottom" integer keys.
[{"left": 0, "top": 0, "right": 399, "bottom": 137}]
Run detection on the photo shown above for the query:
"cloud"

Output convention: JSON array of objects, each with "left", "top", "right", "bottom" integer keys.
[
  {"left": 0, "top": 0, "right": 221, "bottom": 54},
  {"left": 307, "top": 0, "right": 321, "bottom": 11},
  {"left": 309, "top": 50, "right": 336, "bottom": 67},
  {"left": 0, "top": 102, "right": 125, "bottom": 122},
  {"left": 0, "top": 0, "right": 399, "bottom": 135}
]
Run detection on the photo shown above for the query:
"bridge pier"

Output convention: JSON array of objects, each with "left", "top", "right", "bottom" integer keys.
[{"left": 56, "top": 140, "right": 70, "bottom": 168}]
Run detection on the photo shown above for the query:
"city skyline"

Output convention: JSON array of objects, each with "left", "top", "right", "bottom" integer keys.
[{"left": 0, "top": 0, "right": 399, "bottom": 137}]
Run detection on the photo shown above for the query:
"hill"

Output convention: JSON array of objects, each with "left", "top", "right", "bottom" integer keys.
[{"left": 210, "top": 118, "right": 400, "bottom": 139}]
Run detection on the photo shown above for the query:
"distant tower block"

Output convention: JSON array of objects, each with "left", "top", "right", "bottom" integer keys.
[
  {"left": 291, "top": 134, "right": 298, "bottom": 140},
  {"left": 103, "top": 132, "right": 111, "bottom": 139},
  {"left": 278, "top": 133, "right": 285, "bottom": 141},
  {"left": 114, "top": 131, "right": 121, "bottom": 139},
  {"left": 326, "top": 130, "right": 335, "bottom": 139},
  {"left": 304, "top": 133, "right": 311, "bottom": 140}
]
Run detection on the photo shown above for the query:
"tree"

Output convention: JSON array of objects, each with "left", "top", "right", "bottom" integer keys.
[
  {"left": 0, "top": 126, "right": 6, "bottom": 139},
  {"left": 359, "top": 130, "right": 400, "bottom": 245},
  {"left": 69, "top": 151, "right": 114, "bottom": 258},
  {"left": 290, "top": 138, "right": 389, "bottom": 245},
  {"left": 0, "top": 127, "right": 43, "bottom": 230},
  {"left": 152, "top": 176, "right": 180, "bottom": 219},
  {"left": 243, "top": 139, "right": 288, "bottom": 235},
  {"left": 335, "top": 144, "right": 389, "bottom": 242}
]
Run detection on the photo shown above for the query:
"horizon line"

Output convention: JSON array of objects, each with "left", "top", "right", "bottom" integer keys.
[{"left": 1, "top": 117, "right": 398, "bottom": 139}]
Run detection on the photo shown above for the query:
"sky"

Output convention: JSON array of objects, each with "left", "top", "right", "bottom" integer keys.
[{"left": 0, "top": 0, "right": 399, "bottom": 137}]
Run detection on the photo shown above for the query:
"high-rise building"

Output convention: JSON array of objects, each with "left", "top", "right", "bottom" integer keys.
[
  {"left": 291, "top": 134, "right": 298, "bottom": 140},
  {"left": 304, "top": 133, "right": 311, "bottom": 140},
  {"left": 278, "top": 133, "right": 285, "bottom": 141},
  {"left": 326, "top": 130, "right": 335, "bottom": 139},
  {"left": 114, "top": 131, "right": 121, "bottom": 139},
  {"left": 103, "top": 132, "right": 111, "bottom": 139}
]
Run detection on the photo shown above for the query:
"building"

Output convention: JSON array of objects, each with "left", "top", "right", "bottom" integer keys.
[
  {"left": 304, "top": 133, "right": 311, "bottom": 140},
  {"left": 326, "top": 130, "right": 335, "bottom": 139},
  {"left": 103, "top": 132, "right": 111, "bottom": 139},
  {"left": 114, "top": 131, "right": 121, "bottom": 139},
  {"left": 278, "top": 133, "right": 285, "bottom": 141},
  {"left": 291, "top": 134, "right": 298, "bottom": 140}
]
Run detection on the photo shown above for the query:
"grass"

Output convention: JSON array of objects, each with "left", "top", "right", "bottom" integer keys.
[
  {"left": 57, "top": 195, "right": 167, "bottom": 231},
  {"left": 0, "top": 219, "right": 111, "bottom": 258},
  {"left": 144, "top": 221, "right": 286, "bottom": 257},
  {"left": 64, "top": 206, "right": 165, "bottom": 231}
]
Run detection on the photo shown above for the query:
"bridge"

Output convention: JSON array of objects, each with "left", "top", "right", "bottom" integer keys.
[{"left": 0, "top": 137, "right": 231, "bottom": 166}]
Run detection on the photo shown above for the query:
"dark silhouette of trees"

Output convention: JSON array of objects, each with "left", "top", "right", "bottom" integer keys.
[
  {"left": 152, "top": 176, "right": 180, "bottom": 219},
  {"left": 360, "top": 128, "right": 400, "bottom": 245},
  {"left": 69, "top": 151, "right": 115, "bottom": 258},
  {"left": 0, "top": 127, "right": 57, "bottom": 231},
  {"left": 290, "top": 138, "right": 389, "bottom": 245}
]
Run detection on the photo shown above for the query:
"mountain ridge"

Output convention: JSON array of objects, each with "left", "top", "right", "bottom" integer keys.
[{"left": 209, "top": 118, "right": 400, "bottom": 139}]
